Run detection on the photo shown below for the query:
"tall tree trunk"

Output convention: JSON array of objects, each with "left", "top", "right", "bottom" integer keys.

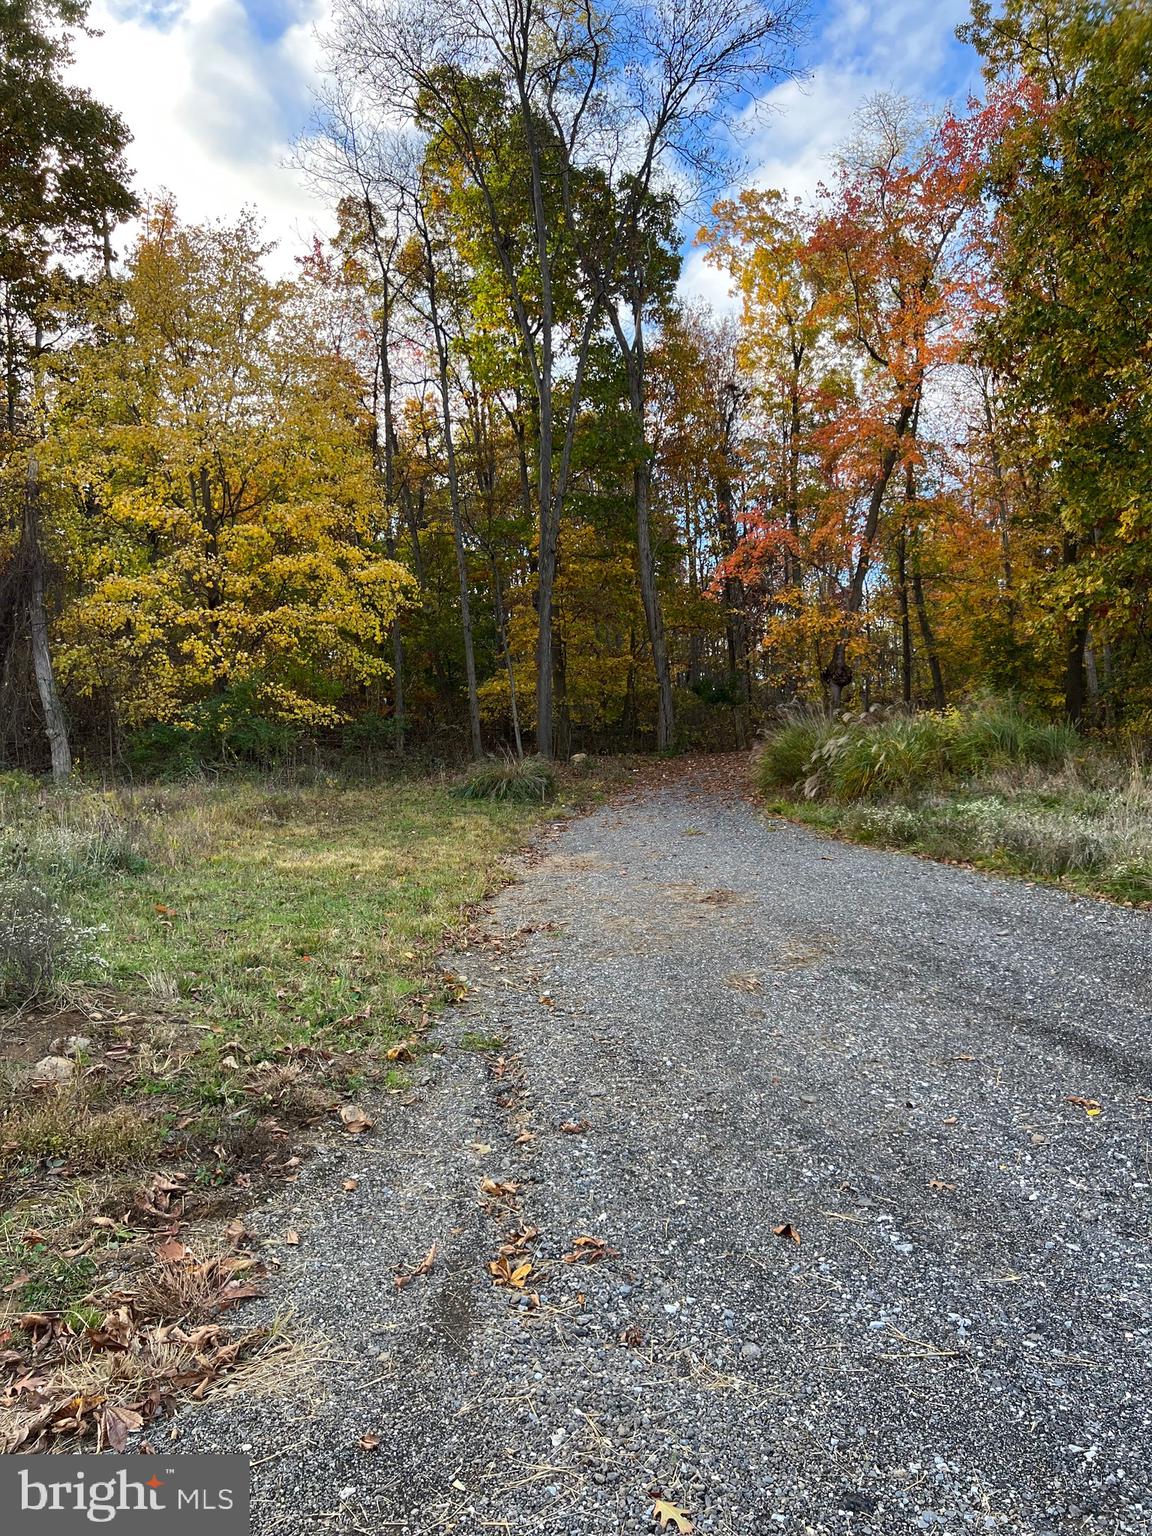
[
  {"left": 421, "top": 233, "right": 482, "bottom": 759},
  {"left": 634, "top": 449, "right": 674, "bottom": 750},
  {"left": 896, "top": 524, "right": 912, "bottom": 705},
  {"left": 492, "top": 563, "right": 523, "bottom": 761},
  {"left": 390, "top": 619, "right": 406, "bottom": 752},
  {"left": 910, "top": 561, "right": 946, "bottom": 711},
  {"left": 24, "top": 456, "right": 71, "bottom": 781},
  {"left": 826, "top": 400, "right": 916, "bottom": 710},
  {"left": 613, "top": 305, "right": 674, "bottom": 751},
  {"left": 1061, "top": 534, "right": 1087, "bottom": 724}
]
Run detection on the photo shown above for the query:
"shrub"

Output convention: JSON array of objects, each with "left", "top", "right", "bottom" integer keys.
[
  {"left": 123, "top": 722, "right": 202, "bottom": 779},
  {"left": 0, "top": 879, "right": 103, "bottom": 1002},
  {"left": 459, "top": 755, "right": 556, "bottom": 803}
]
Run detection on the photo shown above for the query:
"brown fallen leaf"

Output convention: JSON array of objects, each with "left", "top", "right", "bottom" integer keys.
[
  {"left": 773, "top": 1222, "right": 801, "bottom": 1245},
  {"left": 562, "top": 1234, "right": 618, "bottom": 1265},
  {"left": 1065, "top": 1095, "right": 1102, "bottom": 1116},
  {"left": 283, "top": 1230, "right": 300, "bottom": 1246},
  {"left": 395, "top": 1243, "right": 437, "bottom": 1290},
  {"left": 558, "top": 1119, "right": 589, "bottom": 1134},
  {"left": 342, "top": 1178, "right": 359, "bottom": 1192},
  {"left": 488, "top": 1255, "right": 533, "bottom": 1289},
  {"left": 928, "top": 1179, "right": 957, "bottom": 1193},
  {"left": 385, "top": 1042, "right": 415, "bottom": 1062},
  {"left": 155, "top": 1238, "right": 190, "bottom": 1263},
  {"left": 652, "top": 1497, "right": 694, "bottom": 1532},
  {"left": 499, "top": 1222, "right": 540, "bottom": 1256},
  {"left": 515, "top": 1129, "right": 536, "bottom": 1144},
  {"left": 339, "top": 1104, "right": 374, "bottom": 1134},
  {"left": 479, "top": 1177, "right": 521, "bottom": 1209},
  {"left": 359, "top": 1433, "right": 381, "bottom": 1451},
  {"left": 101, "top": 1403, "right": 143, "bottom": 1453}
]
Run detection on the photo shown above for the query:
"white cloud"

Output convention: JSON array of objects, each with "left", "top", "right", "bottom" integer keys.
[
  {"left": 70, "top": 0, "right": 333, "bottom": 268},
  {"left": 678, "top": 0, "right": 980, "bottom": 305},
  {"left": 69, "top": 0, "right": 981, "bottom": 303}
]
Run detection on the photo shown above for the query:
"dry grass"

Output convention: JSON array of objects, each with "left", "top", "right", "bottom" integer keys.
[{"left": 769, "top": 748, "right": 1152, "bottom": 904}]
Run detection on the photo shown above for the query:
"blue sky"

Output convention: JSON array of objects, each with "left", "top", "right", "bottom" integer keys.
[{"left": 71, "top": 0, "right": 986, "bottom": 297}]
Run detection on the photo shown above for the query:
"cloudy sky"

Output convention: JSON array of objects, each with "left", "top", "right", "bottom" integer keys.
[{"left": 69, "top": 0, "right": 983, "bottom": 302}]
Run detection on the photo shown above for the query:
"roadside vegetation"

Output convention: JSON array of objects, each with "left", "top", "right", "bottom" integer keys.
[
  {"left": 758, "top": 702, "right": 1152, "bottom": 906},
  {"left": 0, "top": 766, "right": 577, "bottom": 1450}
]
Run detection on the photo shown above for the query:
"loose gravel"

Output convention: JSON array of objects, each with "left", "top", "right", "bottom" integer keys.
[{"left": 178, "top": 761, "right": 1152, "bottom": 1535}]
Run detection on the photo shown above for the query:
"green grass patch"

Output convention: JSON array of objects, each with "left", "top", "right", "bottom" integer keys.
[
  {"left": 0, "top": 771, "right": 560, "bottom": 1307},
  {"left": 458, "top": 1030, "right": 505, "bottom": 1052}
]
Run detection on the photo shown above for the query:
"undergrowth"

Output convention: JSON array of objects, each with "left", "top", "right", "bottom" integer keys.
[{"left": 759, "top": 702, "right": 1152, "bottom": 904}]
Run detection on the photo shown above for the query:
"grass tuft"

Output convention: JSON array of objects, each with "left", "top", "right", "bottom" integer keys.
[{"left": 458, "top": 755, "right": 556, "bottom": 803}]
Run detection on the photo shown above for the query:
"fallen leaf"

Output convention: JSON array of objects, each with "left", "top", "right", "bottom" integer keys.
[
  {"left": 562, "top": 1234, "right": 618, "bottom": 1265},
  {"left": 652, "top": 1497, "right": 694, "bottom": 1532},
  {"left": 488, "top": 1256, "right": 533, "bottom": 1289},
  {"left": 395, "top": 1243, "right": 437, "bottom": 1290},
  {"left": 773, "top": 1223, "right": 801, "bottom": 1245},
  {"left": 515, "top": 1129, "right": 536, "bottom": 1144},
  {"left": 1065, "top": 1095, "right": 1101, "bottom": 1116},
  {"left": 283, "top": 1230, "right": 300, "bottom": 1246},
  {"left": 358, "top": 1433, "right": 380, "bottom": 1451},
  {"left": 342, "top": 1178, "right": 359, "bottom": 1192},
  {"left": 339, "top": 1104, "right": 374, "bottom": 1134},
  {"left": 155, "top": 1238, "right": 190, "bottom": 1263},
  {"left": 558, "top": 1120, "right": 589, "bottom": 1134},
  {"left": 385, "top": 1042, "right": 415, "bottom": 1062},
  {"left": 928, "top": 1180, "right": 957, "bottom": 1193},
  {"left": 479, "top": 1177, "right": 521, "bottom": 1207},
  {"left": 101, "top": 1403, "right": 143, "bottom": 1453}
]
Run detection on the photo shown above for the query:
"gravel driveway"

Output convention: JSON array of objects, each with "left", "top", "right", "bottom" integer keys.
[{"left": 181, "top": 760, "right": 1152, "bottom": 1536}]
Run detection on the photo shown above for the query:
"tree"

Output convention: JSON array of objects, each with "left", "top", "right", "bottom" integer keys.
[
  {"left": 322, "top": 0, "right": 800, "bottom": 754},
  {"left": 44, "top": 204, "right": 414, "bottom": 741},
  {"left": 0, "top": 0, "right": 135, "bottom": 776},
  {"left": 963, "top": 0, "right": 1152, "bottom": 721}
]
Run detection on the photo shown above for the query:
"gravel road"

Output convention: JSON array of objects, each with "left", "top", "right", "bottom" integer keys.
[{"left": 180, "top": 759, "right": 1152, "bottom": 1536}]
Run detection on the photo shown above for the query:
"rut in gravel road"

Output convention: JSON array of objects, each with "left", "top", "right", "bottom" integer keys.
[{"left": 181, "top": 759, "right": 1152, "bottom": 1536}]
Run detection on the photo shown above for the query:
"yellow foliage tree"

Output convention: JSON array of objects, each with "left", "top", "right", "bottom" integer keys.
[{"left": 42, "top": 201, "right": 414, "bottom": 733}]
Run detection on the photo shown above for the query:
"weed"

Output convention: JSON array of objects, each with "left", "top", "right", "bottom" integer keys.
[
  {"left": 1, "top": 1089, "right": 164, "bottom": 1173},
  {"left": 0, "top": 880, "right": 103, "bottom": 1002}
]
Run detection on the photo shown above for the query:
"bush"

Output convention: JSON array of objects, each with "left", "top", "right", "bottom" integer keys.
[
  {"left": 124, "top": 684, "right": 302, "bottom": 775},
  {"left": 458, "top": 755, "right": 556, "bottom": 803},
  {"left": 122, "top": 722, "right": 202, "bottom": 779},
  {"left": 0, "top": 879, "right": 103, "bottom": 1002}
]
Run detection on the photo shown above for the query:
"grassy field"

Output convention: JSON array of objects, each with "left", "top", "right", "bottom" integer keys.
[
  {"left": 758, "top": 704, "right": 1152, "bottom": 906},
  {"left": 0, "top": 765, "right": 570, "bottom": 1450}
]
